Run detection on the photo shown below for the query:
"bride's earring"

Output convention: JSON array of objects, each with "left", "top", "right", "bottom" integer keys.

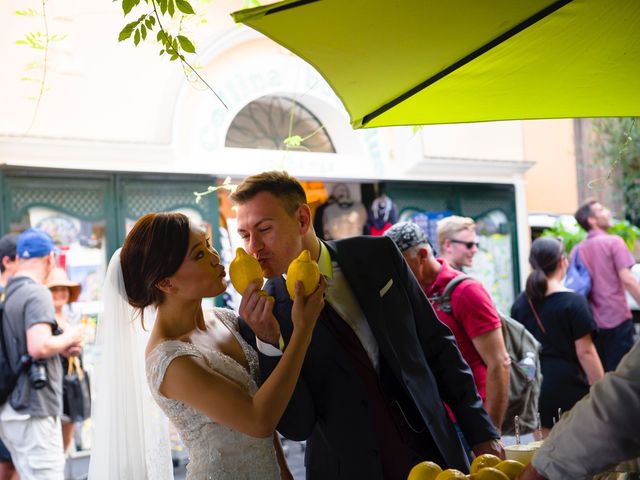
[{"left": 156, "top": 278, "right": 174, "bottom": 294}]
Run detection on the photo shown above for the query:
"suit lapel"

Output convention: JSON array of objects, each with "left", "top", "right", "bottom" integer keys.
[{"left": 325, "top": 240, "right": 390, "bottom": 355}]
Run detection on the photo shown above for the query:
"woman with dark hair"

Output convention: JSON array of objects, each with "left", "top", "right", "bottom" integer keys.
[
  {"left": 511, "top": 236, "right": 604, "bottom": 436},
  {"left": 88, "top": 212, "right": 326, "bottom": 480}
]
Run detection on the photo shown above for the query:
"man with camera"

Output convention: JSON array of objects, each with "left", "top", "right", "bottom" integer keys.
[{"left": 0, "top": 228, "right": 83, "bottom": 479}]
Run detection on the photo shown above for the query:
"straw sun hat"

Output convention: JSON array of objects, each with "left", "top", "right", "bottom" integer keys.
[{"left": 46, "top": 267, "right": 82, "bottom": 303}]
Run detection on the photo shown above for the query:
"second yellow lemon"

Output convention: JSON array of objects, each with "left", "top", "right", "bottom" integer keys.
[{"left": 286, "top": 250, "right": 320, "bottom": 299}]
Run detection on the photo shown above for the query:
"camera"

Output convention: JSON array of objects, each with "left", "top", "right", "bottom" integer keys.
[
  {"left": 28, "top": 359, "right": 48, "bottom": 389},
  {"left": 19, "top": 355, "right": 48, "bottom": 390}
]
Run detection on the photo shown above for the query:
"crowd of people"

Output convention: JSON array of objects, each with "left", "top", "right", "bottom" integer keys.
[{"left": 0, "top": 173, "right": 638, "bottom": 480}]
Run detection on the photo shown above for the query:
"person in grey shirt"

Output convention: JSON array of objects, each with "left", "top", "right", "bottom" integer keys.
[
  {"left": 517, "top": 340, "right": 640, "bottom": 480},
  {"left": 0, "top": 228, "right": 83, "bottom": 480}
]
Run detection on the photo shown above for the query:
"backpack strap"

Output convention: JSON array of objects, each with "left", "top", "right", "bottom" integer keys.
[
  {"left": 576, "top": 241, "right": 592, "bottom": 274},
  {"left": 2, "top": 277, "right": 38, "bottom": 375},
  {"left": 433, "top": 274, "right": 472, "bottom": 313}
]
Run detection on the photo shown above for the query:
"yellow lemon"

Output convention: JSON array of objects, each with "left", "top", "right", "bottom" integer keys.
[
  {"left": 435, "top": 469, "right": 467, "bottom": 480},
  {"left": 495, "top": 460, "right": 525, "bottom": 480},
  {"left": 470, "top": 454, "right": 501, "bottom": 474},
  {"left": 407, "top": 461, "right": 442, "bottom": 480},
  {"left": 286, "top": 250, "right": 320, "bottom": 299},
  {"left": 474, "top": 467, "right": 510, "bottom": 480},
  {"left": 229, "top": 248, "right": 263, "bottom": 295}
]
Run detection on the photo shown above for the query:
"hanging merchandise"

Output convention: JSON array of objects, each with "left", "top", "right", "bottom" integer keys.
[
  {"left": 367, "top": 193, "right": 398, "bottom": 236},
  {"left": 314, "top": 196, "right": 335, "bottom": 240},
  {"left": 322, "top": 183, "right": 367, "bottom": 240}
]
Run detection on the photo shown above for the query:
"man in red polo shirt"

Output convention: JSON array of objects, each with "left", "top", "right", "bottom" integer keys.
[{"left": 386, "top": 221, "right": 510, "bottom": 434}]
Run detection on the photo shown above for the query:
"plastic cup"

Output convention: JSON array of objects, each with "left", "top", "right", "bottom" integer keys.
[{"left": 504, "top": 444, "right": 538, "bottom": 465}]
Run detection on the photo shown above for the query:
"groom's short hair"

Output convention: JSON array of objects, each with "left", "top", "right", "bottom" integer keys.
[{"left": 231, "top": 171, "right": 307, "bottom": 216}]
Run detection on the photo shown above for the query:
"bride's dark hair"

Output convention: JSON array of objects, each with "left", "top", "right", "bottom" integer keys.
[{"left": 120, "top": 212, "right": 191, "bottom": 315}]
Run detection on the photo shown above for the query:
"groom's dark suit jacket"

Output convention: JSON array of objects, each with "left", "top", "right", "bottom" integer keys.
[{"left": 240, "top": 236, "right": 498, "bottom": 479}]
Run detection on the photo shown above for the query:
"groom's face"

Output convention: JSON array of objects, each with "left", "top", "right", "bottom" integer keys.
[{"left": 236, "top": 191, "right": 305, "bottom": 279}]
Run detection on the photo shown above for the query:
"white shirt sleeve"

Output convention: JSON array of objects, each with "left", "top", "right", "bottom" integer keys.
[
  {"left": 255, "top": 335, "right": 284, "bottom": 357},
  {"left": 532, "top": 342, "right": 640, "bottom": 479}
]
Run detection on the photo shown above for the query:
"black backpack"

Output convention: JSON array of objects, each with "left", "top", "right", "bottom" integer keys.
[
  {"left": 0, "top": 279, "right": 29, "bottom": 406},
  {"left": 433, "top": 274, "right": 542, "bottom": 435}
]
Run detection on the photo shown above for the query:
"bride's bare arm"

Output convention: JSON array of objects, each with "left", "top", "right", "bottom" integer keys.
[{"left": 159, "top": 279, "right": 326, "bottom": 438}]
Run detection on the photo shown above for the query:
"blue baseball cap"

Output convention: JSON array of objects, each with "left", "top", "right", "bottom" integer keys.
[{"left": 17, "top": 228, "right": 56, "bottom": 259}]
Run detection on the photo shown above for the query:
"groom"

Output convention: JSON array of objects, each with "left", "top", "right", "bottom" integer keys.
[{"left": 234, "top": 172, "right": 501, "bottom": 479}]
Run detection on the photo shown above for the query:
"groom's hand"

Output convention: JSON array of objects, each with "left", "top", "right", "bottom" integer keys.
[{"left": 239, "top": 281, "right": 281, "bottom": 347}]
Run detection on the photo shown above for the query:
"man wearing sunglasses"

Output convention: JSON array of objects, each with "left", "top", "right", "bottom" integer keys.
[{"left": 437, "top": 216, "right": 480, "bottom": 271}]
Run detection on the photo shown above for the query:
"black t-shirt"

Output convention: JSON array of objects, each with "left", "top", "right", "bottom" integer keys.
[{"left": 511, "top": 291, "right": 597, "bottom": 362}]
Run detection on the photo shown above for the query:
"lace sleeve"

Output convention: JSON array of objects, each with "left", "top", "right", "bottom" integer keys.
[{"left": 146, "top": 340, "right": 204, "bottom": 393}]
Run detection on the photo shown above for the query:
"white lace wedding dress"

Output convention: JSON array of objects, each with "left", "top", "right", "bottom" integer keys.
[{"left": 145, "top": 308, "right": 281, "bottom": 480}]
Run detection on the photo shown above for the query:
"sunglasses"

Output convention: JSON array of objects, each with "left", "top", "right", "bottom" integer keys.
[{"left": 449, "top": 239, "right": 479, "bottom": 249}]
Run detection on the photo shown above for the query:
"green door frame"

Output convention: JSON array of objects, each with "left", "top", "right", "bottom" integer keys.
[{"left": 0, "top": 168, "right": 219, "bottom": 268}]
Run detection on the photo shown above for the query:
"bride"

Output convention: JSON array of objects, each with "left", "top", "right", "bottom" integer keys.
[{"left": 87, "top": 212, "right": 325, "bottom": 479}]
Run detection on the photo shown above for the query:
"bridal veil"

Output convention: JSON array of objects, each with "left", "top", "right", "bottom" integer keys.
[{"left": 87, "top": 249, "right": 173, "bottom": 479}]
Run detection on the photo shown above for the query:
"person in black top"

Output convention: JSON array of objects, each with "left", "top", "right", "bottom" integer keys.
[{"left": 511, "top": 236, "right": 604, "bottom": 436}]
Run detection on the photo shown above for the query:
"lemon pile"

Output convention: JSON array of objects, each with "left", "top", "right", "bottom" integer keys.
[{"left": 407, "top": 455, "right": 525, "bottom": 480}]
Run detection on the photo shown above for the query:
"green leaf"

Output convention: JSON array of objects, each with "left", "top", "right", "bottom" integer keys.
[
  {"left": 160, "top": 0, "right": 168, "bottom": 15},
  {"left": 48, "top": 33, "right": 68, "bottom": 43},
  {"left": 283, "top": 135, "right": 303, "bottom": 147},
  {"left": 159, "top": 49, "right": 165, "bottom": 56},
  {"left": 149, "top": 15, "right": 156, "bottom": 25},
  {"left": 170, "top": 53, "right": 179, "bottom": 61},
  {"left": 122, "top": 0, "right": 139, "bottom": 15},
  {"left": 145, "top": 18, "right": 153, "bottom": 29},
  {"left": 168, "top": 0, "right": 175, "bottom": 17},
  {"left": 15, "top": 8, "right": 39, "bottom": 16},
  {"left": 118, "top": 21, "right": 137, "bottom": 41},
  {"left": 156, "top": 30, "right": 164, "bottom": 42},
  {"left": 177, "top": 35, "right": 195, "bottom": 53},
  {"left": 140, "top": 24, "right": 147, "bottom": 40},
  {"left": 134, "top": 29, "right": 140, "bottom": 46},
  {"left": 175, "top": 0, "right": 195, "bottom": 14}
]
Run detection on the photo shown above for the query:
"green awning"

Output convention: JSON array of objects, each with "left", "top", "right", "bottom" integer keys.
[{"left": 233, "top": 0, "right": 640, "bottom": 128}]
